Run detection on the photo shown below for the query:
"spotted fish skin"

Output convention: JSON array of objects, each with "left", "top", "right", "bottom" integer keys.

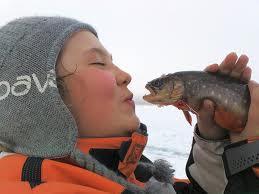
[{"left": 143, "top": 71, "right": 250, "bottom": 131}]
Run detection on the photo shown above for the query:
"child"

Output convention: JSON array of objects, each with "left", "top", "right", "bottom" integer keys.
[{"left": 0, "top": 16, "right": 258, "bottom": 194}]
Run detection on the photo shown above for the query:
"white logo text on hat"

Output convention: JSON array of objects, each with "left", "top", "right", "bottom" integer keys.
[{"left": 0, "top": 70, "right": 57, "bottom": 101}]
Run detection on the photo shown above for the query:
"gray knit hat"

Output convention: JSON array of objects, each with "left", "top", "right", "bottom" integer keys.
[{"left": 0, "top": 16, "right": 97, "bottom": 158}]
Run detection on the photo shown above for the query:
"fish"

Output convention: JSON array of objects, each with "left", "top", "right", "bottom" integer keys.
[{"left": 143, "top": 71, "right": 250, "bottom": 132}]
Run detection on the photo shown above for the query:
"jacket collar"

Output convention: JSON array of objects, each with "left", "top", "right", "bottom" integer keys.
[{"left": 76, "top": 123, "right": 148, "bottom": 178}]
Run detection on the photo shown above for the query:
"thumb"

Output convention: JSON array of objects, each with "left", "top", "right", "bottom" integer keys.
[
  {"left": 230, "top": 80, "right": 259, "bottom": 142},
  {"left": 198, "top": 99, "right": 215, "bottom": 123},
  {"left": 248, "top": 80, "right": 259, "bottom": 101},
  {"left": 197, "top": 99, "right": 228, "bottom": 140},
  {"left": 246, "top": 80, "right": 259, "bottom": 125}
]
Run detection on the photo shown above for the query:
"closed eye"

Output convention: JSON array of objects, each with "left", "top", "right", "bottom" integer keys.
[{"left": 89, "top": 62, "right": 106, "bottom": 66}]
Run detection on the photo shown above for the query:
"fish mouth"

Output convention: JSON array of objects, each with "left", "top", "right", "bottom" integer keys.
[
  {"left": 144, "top": 85, "right": 156, "bottom": 96},
  {"left": 143, "top": 84, "right": 183, "bottom": 105},
  {"left": 143, "top": 85, "right": 173, "bottom": 105},
  {"left": 143, "top": 85, "right": 162, "bottom": 104}
]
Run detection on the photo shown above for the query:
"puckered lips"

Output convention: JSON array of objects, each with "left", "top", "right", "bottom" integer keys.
[
  {"left": 123, "top": 92, "right": 135, "bottom": 109},
  {"left": 124, "top": 93, "right": 133, "bottom": 101}
]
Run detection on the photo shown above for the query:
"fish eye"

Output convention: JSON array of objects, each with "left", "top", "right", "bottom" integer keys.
[{"left": 152, "top": 79, "right": 162, "bottom": 88}]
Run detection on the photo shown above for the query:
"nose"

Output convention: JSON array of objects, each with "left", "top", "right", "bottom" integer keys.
[{"left": 116, "top": 66, "right": 132, "bottom": 86}]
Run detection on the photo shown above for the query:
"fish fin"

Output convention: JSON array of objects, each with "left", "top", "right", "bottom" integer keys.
[
  {"left": 161, "top": 74, "right": 167, "bottom": 78},
  {"left": 185, "top": 103, "right": 198, "bottom": 115},
  {"left": 183, "top": 110, "right": 192, "bottom": 126}
]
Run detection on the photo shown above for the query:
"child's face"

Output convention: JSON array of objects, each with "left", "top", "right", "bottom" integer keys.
[{"left": 56, "top": 30, "right": 140, "bottom": 137}]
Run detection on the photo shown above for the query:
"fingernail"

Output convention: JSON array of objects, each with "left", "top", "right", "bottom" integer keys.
[
  {"left": 204, "top": 100, "right": 213, "bottom": 109},
  {"left": 229, "top": 52, "right": 237, "bottom": 57},
  {"left": 240, "top": 54, "right": 249, "bottom": 61},
  {"left": 204, "top": 64, "right": 218, "bottom": 72},
  {"left": 207, "top": 102, "right": 213, "bottom": 110}
]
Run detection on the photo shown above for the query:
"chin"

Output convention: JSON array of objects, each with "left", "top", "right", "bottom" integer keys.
[{"left": 126, "top": 115, "right": 140, "bottom": 133}]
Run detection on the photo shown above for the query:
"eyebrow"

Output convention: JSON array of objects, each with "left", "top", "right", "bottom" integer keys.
[{"left": 84, "top": 47, "right": 113, "bottom": 60}]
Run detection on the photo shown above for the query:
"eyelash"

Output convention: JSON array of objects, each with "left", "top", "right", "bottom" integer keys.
[{"left": 90, "top": 62, "right": 105, "bottom": 66}]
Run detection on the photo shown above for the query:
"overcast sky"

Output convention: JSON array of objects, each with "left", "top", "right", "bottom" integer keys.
[{"left": 1, "top": 0, "right": 258, "bottom": 104}]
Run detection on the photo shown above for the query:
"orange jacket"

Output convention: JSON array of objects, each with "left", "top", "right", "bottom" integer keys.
[
  {"left": 0, "top": 130, "right": 149, "bottom": 194},
  {"left": 1, "top": 123, "right": 259, "bottom": 194},
  {"left": 0, "top": 153, "right": 127, "bottom": 194}
]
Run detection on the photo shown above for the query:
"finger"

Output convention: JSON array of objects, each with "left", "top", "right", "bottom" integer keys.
[
  {"left": 247, "top": 80, "right": 259, "bottom": 113},
  {"left": 219, "top": 52, "right": 238, "bottom": 74},
  {"left": 230, "top": 80, "right": 259, "bottom": 143},
  {"left": 198, "top": 99, "right": 215, "bottom": 122},
  {"left": 198, "top": 99, "right": 228, "bottom": 139},
  {"left": 240, "top": 66, "right": 252, "bottom": 83},
  {"left": 204, "top": 63, "right": 219, "bottom": 72},
  {"left": 243, "top": 80, "right": 259, "bottom": 137},
  {"left": 248, "top": 80, "right": 259, "bottom": 98},
  {"left": 229, "top": 55, "right": 249, "bottom": 79},
  {"left": 248, "top": 80, "right": 259, "bottom": 89}
]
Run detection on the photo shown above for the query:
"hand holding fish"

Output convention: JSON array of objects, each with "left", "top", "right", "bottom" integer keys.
[
  {"left": 206, "top": 53, "right": 259, "bottom": 143},
  {"left": 198, "top": 52, "right": 251, "bottom": 140},
  {"left": 204, "top": 52, "right": 251, "bottom": 82},
  {"left": 143, "top": 52, "right": 253, "bottom": 140}
]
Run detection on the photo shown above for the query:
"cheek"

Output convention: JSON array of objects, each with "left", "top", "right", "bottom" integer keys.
[
  {"left": 77, "top": 68, "right": 117, "bottom": 103},
  {"left": 66, "top": 68, "right": 120, "bottom": 134},
  {"left": 88, "top": 69, "right": 116, "bottom": 97}
]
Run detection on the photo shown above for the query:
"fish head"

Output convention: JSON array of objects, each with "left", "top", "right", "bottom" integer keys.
[{"left": 143, "top": 74, "right": 185, "bottom": 105}]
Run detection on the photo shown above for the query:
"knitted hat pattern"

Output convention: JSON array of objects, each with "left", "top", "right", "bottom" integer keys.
[{"left": 0, "top": 16, "right": 97, "bottom": 158}]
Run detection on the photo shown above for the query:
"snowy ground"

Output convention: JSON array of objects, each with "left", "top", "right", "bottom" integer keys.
[{"left": 135, "top": 105, "right": 195, "bottom": 178}]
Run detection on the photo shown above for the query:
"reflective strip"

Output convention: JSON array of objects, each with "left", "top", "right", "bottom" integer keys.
[{"left": 0, "top": 151, "right": 15, "bottom": 159}]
